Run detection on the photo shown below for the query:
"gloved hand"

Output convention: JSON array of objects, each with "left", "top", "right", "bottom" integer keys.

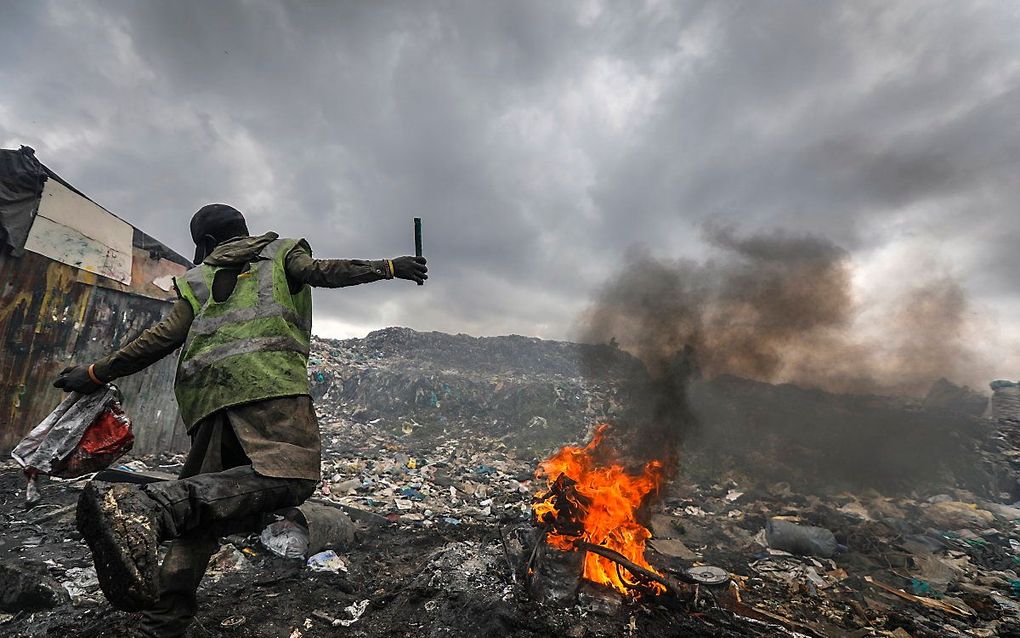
[
  {"left": 391, "top": 256, "right": 428, "bottom": 284},
  {"left": 53, "top": 365, "right": 104, "bottom": 394}
]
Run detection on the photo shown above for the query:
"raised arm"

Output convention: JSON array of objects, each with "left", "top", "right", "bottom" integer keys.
[
  {"left": 285, "top": 240, "right": 427, "bottom": 288},
  {"left": 53, "top": 299, "right": 194, "bottom": 393}
]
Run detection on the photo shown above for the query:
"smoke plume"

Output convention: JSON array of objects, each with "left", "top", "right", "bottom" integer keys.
[
  {"left": 580, "top": 226, "right": 984, "bottom": 397},
  {"left": 576, "top": 227, "right": 998, "bottom": 493}
]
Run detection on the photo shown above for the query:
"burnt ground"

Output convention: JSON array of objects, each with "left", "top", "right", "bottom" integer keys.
[{"left": 5, "top": 411, "right": 1020, "bottom": 637}]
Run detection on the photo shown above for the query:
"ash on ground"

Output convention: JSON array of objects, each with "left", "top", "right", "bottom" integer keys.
[{"left": 3, "top": 328, "right": 1020, "bottom": 637}]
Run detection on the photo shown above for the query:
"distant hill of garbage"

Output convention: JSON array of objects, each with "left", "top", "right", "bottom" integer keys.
[
  {"left": 308, "top": 327, "right": 642, "bottom": 451},
  {"left": 309, "top": 327, "right": 1012, "bottom": 497}
]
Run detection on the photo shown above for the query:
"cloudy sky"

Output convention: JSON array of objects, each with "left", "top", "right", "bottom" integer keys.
[{"left": 2, "top": 1, "right": 1019, "bottom": 362}]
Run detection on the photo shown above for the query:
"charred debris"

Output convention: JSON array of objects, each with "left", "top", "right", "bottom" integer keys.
[{"left": 3, "top": 327, "right": 1020, "bottom": 637}]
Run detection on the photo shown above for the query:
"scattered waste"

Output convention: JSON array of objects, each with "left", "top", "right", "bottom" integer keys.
[
  {"left": 685, "top": 565, "right": 729, "bottom": 585},
  {"left": 260, "top": 519, "right": 310, "bottom": 559},
  {"left": 206, "top": 544, "right": 252, "bottom": 576},
  {"left": 60, "top": 566, "right": 99, "bottom": 606},
  {"left": 3, "top": 331, "right": 1020, "bottom": 636},
  {"left": 292, "top": 502, "right": 357, "bottom": 555},
  {"left": 331, "top": 599, "right": 369, "bottom": 627},
  {"left": 648, "top": 538, "right": 699, "bottom": 560},
  {"left": 306, "top": 550, "right": 348, "bottom": 573}
]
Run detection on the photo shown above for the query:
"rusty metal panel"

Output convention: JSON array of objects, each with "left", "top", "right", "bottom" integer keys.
[
  {"left": 0, "top": 245, "right": 187, "bottom": 455},
  {"left": 72, "top": 286, "right": 188, "bottom": 454}
]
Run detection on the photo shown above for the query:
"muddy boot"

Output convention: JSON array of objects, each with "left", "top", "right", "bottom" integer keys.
[{"left": 76, "top": 481, "right": 169, "bottom": 611}]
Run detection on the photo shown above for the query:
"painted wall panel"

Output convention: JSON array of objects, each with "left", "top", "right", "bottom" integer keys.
[
  {"left": 23, "top": 180, "right": 133, "bottom": 285},
  {"left": 35, "top": 179, "right": 133, "bottom": 253}
]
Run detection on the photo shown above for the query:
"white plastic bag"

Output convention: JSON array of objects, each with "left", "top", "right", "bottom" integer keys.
[{"left": 260, "top": 519, "right": 310, "bottom": 558}]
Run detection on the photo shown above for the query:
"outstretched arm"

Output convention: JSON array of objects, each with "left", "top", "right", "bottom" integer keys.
[
  {"left": 285, "top": 240, "right": 428, "bottom": 288},
  {"left": 53, "top": 299, "right": 194, "bottom": 393}
]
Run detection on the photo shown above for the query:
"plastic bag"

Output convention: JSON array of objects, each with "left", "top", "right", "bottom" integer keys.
[
  {"left": 260, "top": 519, "right": 310, "bottom": 558},
  {"left": 11, "top": 385, "right": 134, "bottom": 479}
]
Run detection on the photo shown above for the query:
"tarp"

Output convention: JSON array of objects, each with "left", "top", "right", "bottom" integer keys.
[{"left": 0, "top": 146, "right": 48, "bottom": 255}]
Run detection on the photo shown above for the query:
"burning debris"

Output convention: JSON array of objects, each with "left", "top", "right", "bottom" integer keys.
[{"left": 531, "top": 424, "right": 667, "bottom": 597}]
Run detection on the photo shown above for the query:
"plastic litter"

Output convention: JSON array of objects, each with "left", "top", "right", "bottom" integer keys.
[
  {"left": 61, "top": 566, "right": 99, "bottom": 606},
  {"left": 313, "top": 599, "right": 370, "bottom": 627},
  {"left": 307, "top": 550, "right": 348, "bottom": 573},
  {"left": 260, "top": 519, "right": 310, "bottom": 559},
  {"left": 337, "top": 599, "right": 369, "bottom": 627}
]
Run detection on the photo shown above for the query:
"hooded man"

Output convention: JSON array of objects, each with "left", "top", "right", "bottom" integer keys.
[{"left": 53, "top": 204, "right": 427, "bottom": 637}]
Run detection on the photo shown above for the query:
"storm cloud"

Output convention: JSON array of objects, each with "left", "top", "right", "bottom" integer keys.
[{"left": 2, "top": 1, "right": 1018, "bottom": 387}]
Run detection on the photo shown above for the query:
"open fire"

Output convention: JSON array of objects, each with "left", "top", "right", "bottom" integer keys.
[{"left": 532, "top": 424, "right": 667, "bottom": 597}]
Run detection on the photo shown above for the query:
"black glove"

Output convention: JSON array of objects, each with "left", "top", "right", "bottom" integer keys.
[
  {"left": 391, "top": 256, "right": 428, "bottom": 284},
  {"left": 53, "top": 365, "right": 104, "bottom": 394}
]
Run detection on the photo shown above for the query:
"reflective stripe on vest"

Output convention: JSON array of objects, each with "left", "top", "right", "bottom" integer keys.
[{"left": 178, "top": 335, "right": 309, "bottom": 378}]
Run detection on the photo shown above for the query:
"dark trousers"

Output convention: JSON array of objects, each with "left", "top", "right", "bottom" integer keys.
[{"left": 135, "top": 419, "right": 316, "bottom": 638}]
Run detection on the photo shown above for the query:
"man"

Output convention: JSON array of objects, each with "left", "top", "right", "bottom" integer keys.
[{"left": 53, "top": 204, "right": 427, "bottom": 637}]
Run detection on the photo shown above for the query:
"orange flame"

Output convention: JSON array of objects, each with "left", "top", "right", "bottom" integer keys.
[{"left": 532, "top": 424, "right": 666, "bottom": 596}]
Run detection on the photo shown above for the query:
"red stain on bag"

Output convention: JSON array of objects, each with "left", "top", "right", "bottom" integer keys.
[
  {"left": 79, "top": 409, "right": 134, "bottom": 455},
  {"left": 64, "top": 407, "right": 135, "bottom": 476}
]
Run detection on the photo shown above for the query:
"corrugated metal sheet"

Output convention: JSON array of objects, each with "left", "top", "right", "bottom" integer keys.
[{"left": 0, "top": 241, "right": 189, "bottom": 454}]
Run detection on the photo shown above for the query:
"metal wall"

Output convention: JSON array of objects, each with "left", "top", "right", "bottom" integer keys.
[{"left": 0, "top": 244, "right": 188, "bottom": 454}]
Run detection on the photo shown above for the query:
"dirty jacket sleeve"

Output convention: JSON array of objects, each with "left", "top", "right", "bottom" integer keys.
[
  {"left": 92, "top": 299, "right": 194, "bottom": 382},
  {"left": 285, "top": 240, "right": 391, "bottom": 288}
]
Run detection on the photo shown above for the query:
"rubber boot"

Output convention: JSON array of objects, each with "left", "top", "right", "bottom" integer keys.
[{"left": 76, "top": 481, "right": 170, "bottom": 611}]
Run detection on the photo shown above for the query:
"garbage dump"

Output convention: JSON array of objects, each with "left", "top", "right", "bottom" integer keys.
[{"left": 2, "top": 328, "right": 1020, "bottom": 637}]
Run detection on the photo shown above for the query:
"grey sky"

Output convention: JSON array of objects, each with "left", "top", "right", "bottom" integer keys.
[{"left": 2, "top": 1, "right": 1018, "bottom": 370}]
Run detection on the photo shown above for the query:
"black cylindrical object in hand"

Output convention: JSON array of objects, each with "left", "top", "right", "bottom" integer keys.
[{"left": 414, "top": 217, "right": 423, "bottom": 285}]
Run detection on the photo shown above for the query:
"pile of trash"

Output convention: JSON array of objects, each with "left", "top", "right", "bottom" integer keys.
[
  {"left": 642, "top": 459, "right": 1020, "bottom": 637},
  {"left": 315, "top": 417, "right": 535, "bottom": 528},
  {"left": 309, "top": 329, "right": 1013, "bottom": 498},
  {"left": 308, "top": 328, "right": 640, "bottom": 450}
]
